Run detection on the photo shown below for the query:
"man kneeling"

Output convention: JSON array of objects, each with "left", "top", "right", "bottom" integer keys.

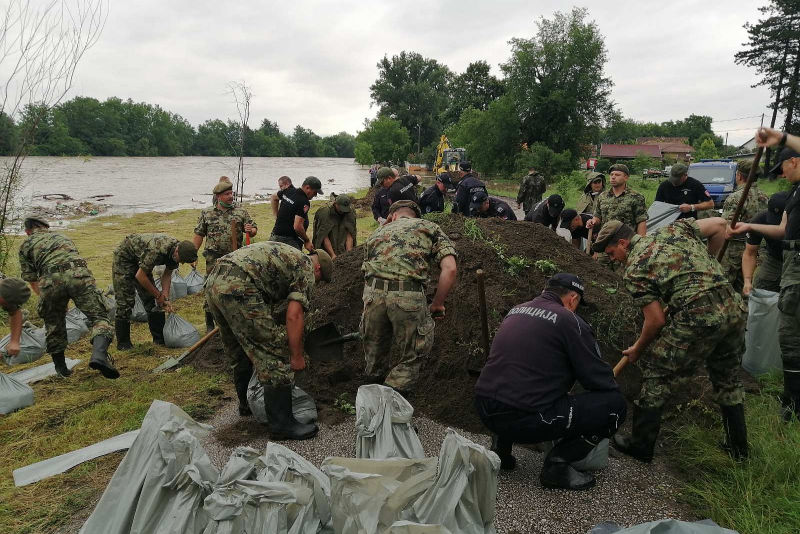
[{"left": 474, "top": 273, "right": 627, "bottom": 490}]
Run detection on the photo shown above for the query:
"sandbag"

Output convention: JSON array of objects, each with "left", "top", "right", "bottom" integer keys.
[
  {"left": 104, "top": 295, "right": 117, "bottom": 322},
  {"left": 646, "top": 201, "right": 681, "bottom": 234},
  {"left": 571, "top": 438, "right": 609, "bottom": 471},
  {"left": 163, "top": 313, "right": 201, "bottom": 348},
  {"left": 609, "top": 519, "right": 739, "bottom": 534},
  {"left": 154, "top": 269, "right": 188, "bottom": 300},
  {"left": 185, "top": 268, "right": 205, "bottom": 295},
  {"left": 66, "top": 308, "right": 89, "bottom": 344},
  {"left": 355, "top": 384, "right": 425, "bottom": 460},
  {"left": 743, "top": 288, "right": 783, "bottom": 376},
  {"left": 1, "top": 324, "right": 47, "bottom": 365},
  {"left": 131, "top": 293, "right": 148, "bottom": 322},
  {"left": 247, "top": 372, "right": 317, "bottom": 424},
  {"left": 388, "top": 522, "right": 453, "bottom": 534},
  {"left": 0, "top": 373, "right": 34, "bottom": 414}
]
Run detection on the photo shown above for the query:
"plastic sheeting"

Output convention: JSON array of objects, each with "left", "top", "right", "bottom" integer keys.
[
  {"left": 0, "top": 373, "right": 34, "bottom": 414},
  {"left": 571, "top": 439, "right": 609, "bottom": 472},
  {"left": 66, "top": 308, "right": 90, "bottom": 344},
  {"left": 388, "top": 522, "right": 453, "bottom": 534},
  {"left": 185, "top": 268, "right": 205, "bottom": 295},
  {"left": 587, "top": 519, "right": 738, "bottom": 534},
  {"left": 10, "top": 358, "right": 80, "bottom": 383},
  {"left": 743, "top": 289, "right": 783, "bottom": 376},
  {"left": 1, "top": 324, "right": 46, "bottom": 365},
  {"left": 646, "top": 201, "right": 681, "bottom": 234},
  {"left": 164, "top": 313, "right": 201, "bottom": 348},
  {"left": 355, "top": 384, "right": 425, "bottom": 460},
  {"left": 247, "top": 373, "right": 318, "bottom": 425},
  {"left": 131, "top": 293, "right": 148, "bottom": 322},
  {"left": 411, "top": 429, "right": 500, "bottom": 534}
]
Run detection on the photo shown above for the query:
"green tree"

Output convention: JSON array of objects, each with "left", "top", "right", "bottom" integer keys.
[
  {"left": 694, "top": 138, "right": 719, "bottom": 160},
  {"left": 292, "top": 125, "right": 321, "bottom": 157},
  {"left": 355, "top": 117, "right": 410, "bottom": 164},
  {"left": 630, "top": 150, "right": 660, "bottom": 174},
  {"left": 514, "top": 142, "right": 573, "bottom": 182},
  {"left": 595, "top": 158, "right": 611, "bottom": 173},
  {"left": 0, "top": 113, "right": 17, "bottom": 155},
  {"left": 448, "top": 95, "right": 521, "bottom": 175},
  {"left": 323, "top": 132, "right": 356, "bottom": 157},
  {"left": 194, "top": 119, "right": 232, "bottom": 156},
  {"left": 443, "top": 60, "right": 505, "bottom": 126},
  {"left": 354, "top": 141, "right": 374, "bottom": 165}
]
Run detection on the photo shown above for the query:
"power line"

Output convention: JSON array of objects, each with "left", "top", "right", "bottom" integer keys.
[
  {"left": 712, "top": 126, "right": 761, "bottom": 133},
  {"left": 711, "top": 115, "right": 763, "bottom": 123}
]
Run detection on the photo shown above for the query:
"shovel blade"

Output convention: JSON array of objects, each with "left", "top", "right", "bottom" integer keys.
[{"left": 306, "top": 322, "right": 344, "bottom": 362}]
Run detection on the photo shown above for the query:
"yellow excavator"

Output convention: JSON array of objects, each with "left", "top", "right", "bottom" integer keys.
[{"left": 434, "top": 135, "right": 467, "bottom": 176}]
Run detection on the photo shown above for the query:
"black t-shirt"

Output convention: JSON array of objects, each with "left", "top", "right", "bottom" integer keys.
[
  {"left": 389, "top": 175, "right": 419, "bottom": 203},
  {"left": 525, "top": 200, "right": 558, "bottom": 228},
  {"left": 785, "top": 184, "right": 800, "bottom": 241},
  {"left": 371, "top": 187, "right": 391, "bottom": 220},
  {"left": 276, "top": 185, "right": 296, "bottom": 200},
  {"left": 568, "top": 213, "right": 593, "bottom": 240},
  {"left": 746, "top": 211, "right": 783, "bottom": 260},
  {"left": 654, "top": 177, "right": 711, "bottom": 219},
  {"left": 272, "top": 187, "right": 309, "bottom": 239}
]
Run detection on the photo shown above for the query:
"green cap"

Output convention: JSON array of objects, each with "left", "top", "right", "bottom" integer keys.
[
  {"left": 609, "top": 164, "right": 630, "bottom": 175},
  {"left": 377, "top": 167, "right": 394, "bottom": 182},
  {"left": 303, "top": 176, "right": 323, "bottom": 194},
  {"left": 670, "top": 163, "right": 688, "bottom": 178},
  {"left": 0, "top": 277, "right": 31, "bottom": 311},
  {"left": 313, "top": 249, "right": 334, "bottom": 282},
  {"left": 591, "top": 220, "right": 628, "bottom": 253},
  {"left": 387, "top": 200, "right": 422, "bottom": 218},
  {"left": 334, "top": 194, "right": 352, "bottom": 213},
  {"left": 24, "top": 216, "right": 50, "bottom": 229},
  {"left": 737, "top": 160, "right": 761, "bottom": 178},
  {"left": 213, "top": 181, "right": 233, "bottom": 194},
  {"left": 176, "top": 241, "right": 198, "bottom": 263}
]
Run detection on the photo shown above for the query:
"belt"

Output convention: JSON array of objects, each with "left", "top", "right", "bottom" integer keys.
[
  {"left": 782, "top": 240, "right": 800, "bottom": 250},
  {"left": 366, "top": 277, "right": 423, "bottom": 292},
  {"left": 44, "top": 259, "right": 87, "bottom": 275},
  {"left": 686, "top": 287, "right": 731, "bottom": 309}
]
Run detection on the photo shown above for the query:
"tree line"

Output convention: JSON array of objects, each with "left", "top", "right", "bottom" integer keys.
[{"left": 0, "top": 97, "right": 356, "bottom": 158}]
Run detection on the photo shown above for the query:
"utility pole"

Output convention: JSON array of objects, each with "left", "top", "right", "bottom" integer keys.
[{"left": 417, "top": 124, "right": 421, "bottom": 159}]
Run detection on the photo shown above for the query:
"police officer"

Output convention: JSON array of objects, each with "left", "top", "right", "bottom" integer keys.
[
  {"left": 0, "top": 276, "right": 31, "bottom": 364},
  {"left": 270, "top": 176, "right": 323, "bottom": 250},
  {"left": 18, "top": 216, "right": 119, "bottom": 378},
  {"left": 361, "top": 200, "right": 458, "bottom": 394},
  {"left": 525, "top": 194, "right": 565, "bottom": 229},
  {"left": 471, "top": 191, "right": 517, "bottom": 221},
  {"left": 516, "top": 167, "right": 546, "bottom": 214},
  {"left": 312, "top": 194, "right": 356, "bottom": 259},
  {"left": 596, "top": 218, "right": 748, "bottom": 460},
  {"left": 194, "top": 180, "right": 258, "bottom": 331},
  {"left": 742, "top": 192, "right": 788, "bottom": 295},
  {"left": 418, "top": 175, "right": 449, "bottom": 215},
  {"left": 654, "top": 163, "right": 714, "bottom": 219},
  {"left": 474, "top": 273, "right": 626, "bottom": 490},
  {"left": 559, "top": 208, "right": 593, "bottom": 249},
  {"left": 388, "top": 171, "right": 420, "bottom": 204},
  {"left": 205, "top": 242, "right": 333, "bottom": 437},
  {"left": 452, "top": 162, "right": 487, "bottom": 216},
  {"left": 371, "top": 167, "right": 394, "bottom": 223}
]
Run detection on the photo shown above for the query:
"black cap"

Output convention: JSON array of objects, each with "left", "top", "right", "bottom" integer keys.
[
  {"left": 459, "top": 162, "right": 472, "bottom": 171},
  {"left": 546, "top": 194, "right": 565, "bottom": 217},
  {"left": 547, "top": 273, "right": 588, "bottom": 306},
  {"left": 470, "top": 190, "right": 489, "bottom": 211},
  {"left": 559, "top": 208, "right": 578, "bottom": 229},
  {"left": 769, "top": 147, "right": 800, "bottom": 176},
  {"left": 767, "top": 191, "right": 789, "bottom": 224}
]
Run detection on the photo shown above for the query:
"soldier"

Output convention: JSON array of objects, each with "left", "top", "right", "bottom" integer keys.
[
  {"left": 312, "top": 194, "right": 356, "bottom": 260},
  {"left": 720, "top": 160, "right": 769, "bottom": 293},
  {"left": 361, "top": 200, "right": 458, "bottom": 394},
  {"left": 0, "top": 276, "right": 31, "bottom": 364},
  {"left": 418, "top": 175, "right": 449, "bottom": 215},
  {"left": 516, "top": 166, "right": 546, "bottom": 214},
  {"left": 270, "top": 176, "right": 294, "bottom": 217},
  {"left": 594, "top": 218, "right": 748, "bottom": 461},
  {"left": 575, "top": 172, "right": 605, "bottom": 215},
  {"left": 270, "top": 176, "right": 323, "bottom": 250},
  {"left": 194, "top": 180, "right": 258, "bottom": 332},
  {"left": 112, "top": 234, "right": 197, "bottom": 350},
  {"left": 742, "top": 192, "right": 788, "bottom": 295},
  {"left": 471, "top": 191, "right": 517, "bottom": 221},
  {"left": 654, "top": 163, "right": 714, "bottom": 219},
  {"left": 18, "top": 217, "right": 118, "bottom": 378},
  {"left": 212, "top": 175, "right": 232, "bottom": 207},
  {"left": 452, "top": 162, "right": 487, "bottom": 216},
  {"left": 205, "top": 242, "right": 333, "bottom": 438},
  {"left": 371, "top": 167, "right": 394, "bottom": 224},
  {"left": 524, "top": 194, "right": 565, "bottom": 230}
]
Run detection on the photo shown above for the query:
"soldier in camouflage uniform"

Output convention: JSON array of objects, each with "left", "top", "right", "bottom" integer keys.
[
  {"left": 594, "top": 218, "right": 748, "bottom": 461},
  {"left": 194, "top": 180, "right": 258, "bottom": 331},
  {"left": 575, "top": 172, "right": 605, "bottom": 216},
  {"left": 112, "top": 233, "right": 197, "bottom": 350},
  {"left": 205, "top": 242, "right": 333, "bottom": 440},
  {"left": 18, "top": 217, "right": 119, "bottom": 378},
  {"left": 312, "top": 194, "right": 356, "bottom": 259},
  {"left": 0, "top": 275, "right": 32, "bottom": 364},
  {"left": 360, "top": 200, "right": 458, "bottom": 394},
  {"left": 721, "top": 160, "right": 769, "bottom": 293},
  {"left": 516, "top": 167, "right": 546, "bottom": 214}
]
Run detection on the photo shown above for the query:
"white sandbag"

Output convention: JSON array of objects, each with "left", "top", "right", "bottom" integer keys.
[
  {"left": 355, "top": 384, "right": 425, "bottom": 460},
  {"left": 743, "top": 288, "right": 783, "bottom": 376},
  {"left": 646, "top": 201, "right": 681, "bottom": 234},
  {"left": 66, "top": 306, "right": 88, "bottom": 324},
  {"left": 164, "top": 313, "right": 201, "bottom": 348},
  {"left": 321, "top": 456, "right": 438, "bottom": 534},
  {"left": 612, "top": 518, "right": 739, "bottom": 534},
  {"left": 0, "top": 373, "right": 34, "bottom": 414},
  {"left": 571, "top": 438, "right": 609, "bottom": 472},
  {"left": 185, "top": 268, "right": 205, "bottom": 295},
  {"left": 247, "top": 372, "right": 317, "bottom": 425},
  {"left": 66, "top": 309, "right": 89, "bottom": 344},
  {"left": 154, "top": 269, "right": 188, "bottom": 300},
  {"left": 1, "top": 324, "right": 47, "bottom": 365},
  {"left": 410, "top": 429, "right": 500, "bottom": 534},
  {"left": 388, "top": 521, "right": 454, "bottom": 534},
  {"left": 131, "top": 292, "right": 148, "bottom": 322},
  {"left": 10, "top": 358, "right": 80, "bottom": 384}
]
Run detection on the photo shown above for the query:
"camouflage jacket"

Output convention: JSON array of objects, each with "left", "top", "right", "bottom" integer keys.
[
  {"left": 596, "top": 187, "right": 648, "bottom": 230},
  {"left": 576, "top": 192, "right": 601, "bottom": 215},
  {"left": 215, "top": 241, "right": 315, "bottom": 311},
  {"left": 623, "top": 219, "right": 729, "bottom": 310},
  {"left": 194, "top": 205, "right": 256, "bottom": 257},
  {"left": 19, "top": 230, "right": 92, "bottom": 281},
  {"left": 517, "top": 173, "right": 546, "bottom": 204},
  {"left": 722, "top": 183, "right": 769, "bottom": 242},
  {"left": 312, "top": 204, "right": 356, "bottom": 254},
  {"left": 113, "top": 234, "right": 179, "bottom": 274},
  {"left": 362, "top": 217, "right": 457, "bottom": 284}
]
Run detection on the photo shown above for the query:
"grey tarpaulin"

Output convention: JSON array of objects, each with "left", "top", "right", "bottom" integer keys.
[
  {"left": 154, "top": 268, "right": 188, "bottom": 300},
  {"left": 321, "top": 456, "right": 438, "bottom": 534},
  {"left": 355, "top": 384, "right": 425, "bottom": 460},
  {"left": 411, "top": 429, "right": 500, "bottom": 534},
  {"left": 1, "top": 323, "right": 46, "bottom": 365},
  {"left": 79, "top": 400, "right": 219, "bottom": 534},
  {"left": 66, "top": 308, "right": 89, "bottom": 344},
  {"left": 247, "top": 372, "right": 317, "bottom": 425},
  {"left": 743, "top": 288, "right": 783, "bottom": 376},
  {"left": 388, "top": 522, "right": 453, "bottom": 534},
  {"left": 0, "top": 373, "right": 34, "bottom": 414},
  {"left": 67, "top": 306, "right": 88, "bottom": 324},
  {"left": 10, "top": 358, "right": 80, "bottom": 383},
  {"left": 13, "top": 430, "right": 140, "bottom": 487},
  {"left": 131, "top": 292, "right": 147, "bottom": 322},
  {"left": 571, "top": 438, "right": 609, "bottom": 472},
  {"left": 586, "top": 519, "right": 738, "bottom": 534},
  {"left": 185, "top": 268, "right": 205, "bottom": 295},
  {"left": 163, "top": 313, "right": 201, "bottom": 348},
  {"left": 646, "top": 201, "right": 681, "bottom": 234}
]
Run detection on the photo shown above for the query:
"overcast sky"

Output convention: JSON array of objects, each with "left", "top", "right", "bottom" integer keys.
[{"left": 64, "top": 0, "right": 778, "bottom": 146}]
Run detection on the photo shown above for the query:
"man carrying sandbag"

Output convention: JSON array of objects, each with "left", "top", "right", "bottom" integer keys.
[
  {"left": 205, "top": 242, "right": 333, "bottom": 440},
  {"left": 18, "top": 217, "right": 118, "bottom": 378},
  {"left": 0, "top": 274, "right": 31, "bottom": 363}
]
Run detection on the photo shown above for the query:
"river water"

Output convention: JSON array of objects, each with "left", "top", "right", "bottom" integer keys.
[{"left": 9, "top": 156, "right": 370, "bottom": 218}]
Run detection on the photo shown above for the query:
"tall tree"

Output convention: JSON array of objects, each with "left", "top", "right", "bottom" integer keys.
[
  {"left": 355, "top": 117, "right": 410, "bottom": 164},
  {"left": 443, "top": 60, "right": 505, "bottom": 126}
]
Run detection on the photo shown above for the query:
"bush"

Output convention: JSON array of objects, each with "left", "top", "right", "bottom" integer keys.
[
  {"left": 595, "top": 158, "right": 611, "bottom": 173},
  {"left": 514, "top": 143, "right": 574, "bottom": 183}
]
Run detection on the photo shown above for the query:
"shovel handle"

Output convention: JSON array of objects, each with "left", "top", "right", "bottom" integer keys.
[{"left": 613, "top": 356, "right": 629, "bottom": 377}]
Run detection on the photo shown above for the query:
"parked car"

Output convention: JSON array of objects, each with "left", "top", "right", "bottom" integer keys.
[{"left": 688, "top": 159, "right": 738, "bottom": 209}]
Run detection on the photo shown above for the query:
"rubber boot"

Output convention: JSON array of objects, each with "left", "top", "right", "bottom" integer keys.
[
  {"left": 612, "top": 405, "right": 663, "bottom": 463},
  {"left": 233, "top": 360, "right": 253, "bottom": 416},
  {"left": 205, "top": 311, "right": 215, "bottom": 334},
  {"left": 115, "top": 319, "right": 133, "bottom": 351},
  {"left": 147, "top": 312, "right": 166, "bottom": 346},
  {"left": 89, "top": 336, "right": 120, "bottom": 379},
  {"left": 51, "top": 351, "right": 72, "bottom": 377},
  {"left": 490, "top": 434, "right": 517, "bottom": 470},
  {"left": 780, "top": 371, "right": 800, "bottom": 423},
  {"left": 720, "top": 404, "right": 748, "bottom": 460},
  {"left": 539, "top": 437, "right": 597, "bottom": 490},
  {"left": 264, "top": 384, "right": 318, "bottom": 440}
]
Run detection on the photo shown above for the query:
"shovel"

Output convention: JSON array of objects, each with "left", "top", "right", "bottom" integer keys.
[{"left": 306, "top": 322, "right": 360, "bottom": 362}]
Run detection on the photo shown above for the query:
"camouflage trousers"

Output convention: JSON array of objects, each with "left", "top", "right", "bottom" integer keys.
[
  {"left": 778, "top": 283, "right": 800, "bottom": 375},
  {"left": 39, "top": 269, "right": 113, "bottom": 353},
  {"left": 359, "top": 284, "right": 435, "bottom": 392},
  {"left": 721, "top": 240, "right": 745, "bottom": 294},
  {"left": 202, "top": 251, "right": 223, "bottom": 313},
  {"left": 754, "top": 253, "right": 782, "bottom": 293},
  {"left": 205, "top": 262, "right": 293, "bottom": 387},
  {"left": 112, "top": 269, "right": 159, "bottom": 320},
  {"left": 269, "top": 233, "right": 303, "bottom": 250},
  {"left": 636, "top": 289, "right": 746, "bottom": 410}
]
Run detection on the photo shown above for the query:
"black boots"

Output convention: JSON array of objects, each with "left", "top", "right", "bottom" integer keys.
[
  {"left": 89, "top": 336, "right": 120, "bottom": 379},
  {"left": 720, "top": 404, "right": 748, "bottom": 460},
  {"left": 264, "top": 384, "right": 318, "bottom": 440},
  {"left": 540, "top": 437, "right": 598, "bottom": 490},
  {"left": 115, "top": 319, "right": 133, "bottom": 350},
  {"left": 612, "top": 405, "right": 663, "bottom": 463},
  {"left": 147, "top": 312, "right": 166, "bottom": 346},
  {"left": 490, "top": 434, "right": 517, "bottom": 470},
  {"left": 781, "top": 372, "right": 800, "bottom": 422},
  {"left": 205, "top": 312, "right": 215, "bottom": 334},
  {"left": 51, "top": 352, "right": 72, "bottom": 377},
  {"left": 233, "top": 360, "right": 253, "bottom": 417}
]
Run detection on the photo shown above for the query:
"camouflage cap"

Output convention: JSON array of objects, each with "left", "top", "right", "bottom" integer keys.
[
  {"left": 609, "top": 164, "right": 630, "bottom": 176},
  {"left": 334, "top": 194, "right": 352, "bottom": 213},
  {"left": 24, "top": 215, "right": 50, "bottom": 228},
  {"left": 736, "top": 159, "right": 761, "bottom": 179},
  {"left": 670, "top": 163, "right": 688, "bottom": 178},
  {"left": 377, "top": 167, "right": 394, "bottom": 182},
  {"left": 0, "top": 277, "right": 31, "bottom": 311},
  {"left": 312, "top": 249, "right": 334, "bottom": 282},
  {"left": 591, "top": 220, "right": 629, "bottom": 253},
  {"left": 213, "top": 181, "right": 233, "bottom": 194},
  {"left": 387, "top": 200, "right": 422, "bottom": 218},
  {"left": 176, "top": 240, "right": 198, "bottom": 263},
  {"left": 302, "top": 176, "right": 323, "bottom": 193}
]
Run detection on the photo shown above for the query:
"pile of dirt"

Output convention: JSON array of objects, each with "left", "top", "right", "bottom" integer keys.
[{"left": 351, "top": 187, "right": 377, "bottom": 214}]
